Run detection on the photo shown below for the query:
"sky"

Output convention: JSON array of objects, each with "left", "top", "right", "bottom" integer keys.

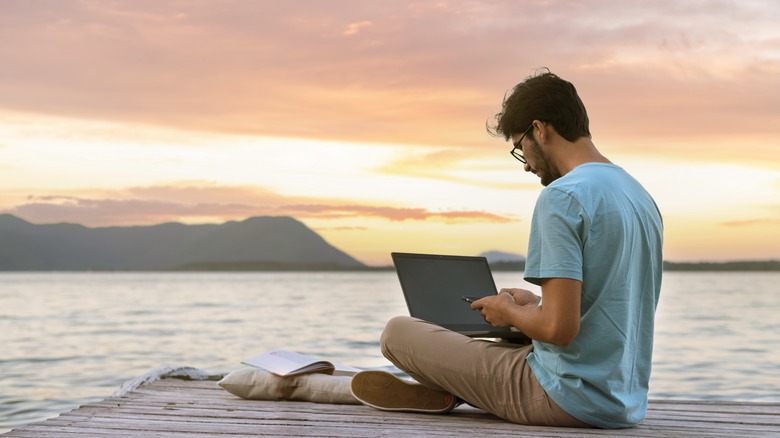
[{"left": 1, "top": 0, "right": 779, "bottom": 266}]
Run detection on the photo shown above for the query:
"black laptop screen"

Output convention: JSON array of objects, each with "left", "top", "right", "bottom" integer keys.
[{"left": 391, "top": 253, "right": 499, "bottom": 326}]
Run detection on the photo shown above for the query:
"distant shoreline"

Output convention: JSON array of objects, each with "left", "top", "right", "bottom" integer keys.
[
  {"left": 169, "top": 259, "right": 780, "bottom": 272},
  {"left": 490, "top": 260, "right": 780, "bottom": 272},
  {"left": 5, "top": 214, "right": 777, "bottom": 273},
  {"left": 7, "top": 260, "right": 779, "bottom": 272},
  {"left": 2, "top": 260, "right": 779, "bottom": 272},
  {"left": 661, "top": 260, "right": 780, "bottom": 271}
]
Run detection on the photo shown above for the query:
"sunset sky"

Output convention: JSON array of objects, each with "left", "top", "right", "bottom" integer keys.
[{"left": 1, "top": 1, "right": 778, "bottom": 265}]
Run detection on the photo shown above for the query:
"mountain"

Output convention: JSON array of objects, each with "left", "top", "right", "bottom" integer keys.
[
  {"left": 0, "top": 214, "right": 364, "bottom": 271},
  {"left": 479, "top": 250, "right": 526, "bottom": 271},
  {"left": 480, "top": 250, "right": 526, "bottom": 263}
]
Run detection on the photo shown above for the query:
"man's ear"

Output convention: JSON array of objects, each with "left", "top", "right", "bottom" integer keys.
[
  {"left": 532, "top": 120, "right": 546, "bottom": 144},
  {"left": 535, "top": 121, "right": 558, "bottom": 145}
]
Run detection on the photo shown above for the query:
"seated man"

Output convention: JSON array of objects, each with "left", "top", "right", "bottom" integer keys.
[{"left": 350, "top": 69, "right": 664, "bottom": 429}]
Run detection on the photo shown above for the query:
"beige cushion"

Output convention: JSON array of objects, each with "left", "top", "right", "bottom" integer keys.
[{"left": 218, "top": 367, "right": 359, "bottom": 404}]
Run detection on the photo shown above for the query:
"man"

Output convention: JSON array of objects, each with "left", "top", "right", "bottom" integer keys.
[{"left": 350, "top": 69, "right": 664, "bottom": 429}]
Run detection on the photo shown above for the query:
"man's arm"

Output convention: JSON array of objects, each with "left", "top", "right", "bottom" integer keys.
[{"left": 473, "top": 278, "right": 581, "bottom": 346}]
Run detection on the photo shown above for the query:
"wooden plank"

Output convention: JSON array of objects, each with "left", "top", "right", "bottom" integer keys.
[
  {"left": 648, "top": 399, "right": 780, "bottom": 415},
  {"left": 57, "top": 386, "right": 780, "bottom": 436},
  {"left": 4, "top": 378, "right": 780, "bottom": 438}
]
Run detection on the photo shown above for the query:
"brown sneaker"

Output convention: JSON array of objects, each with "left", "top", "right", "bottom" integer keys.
[{"left": 350, "top": 370, "right": 457, "bottom": 414}]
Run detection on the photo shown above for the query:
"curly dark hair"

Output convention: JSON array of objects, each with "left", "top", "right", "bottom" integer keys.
[{"left": 488, "top": 68, "right": 591, "bottom": 142}]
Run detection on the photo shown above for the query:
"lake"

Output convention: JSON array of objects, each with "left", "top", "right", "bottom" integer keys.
[{"left": 1, "top": 271, "right": 779, "bottom": 433}]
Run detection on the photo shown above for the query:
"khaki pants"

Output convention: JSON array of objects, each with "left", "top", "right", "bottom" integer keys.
[{"left": 381, "top": 316, "right": 592, "bottom": 428}]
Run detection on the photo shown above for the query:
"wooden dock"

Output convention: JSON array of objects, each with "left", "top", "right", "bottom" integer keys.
[{"left": 4, "top": 376, "right": 780, "bottom": 437}]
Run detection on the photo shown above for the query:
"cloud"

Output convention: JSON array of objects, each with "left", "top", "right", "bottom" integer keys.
[
  {"left": 12, "top": 195, "right": 260, "bottom": 226},
  {"left": 281, "top": 203, "right": 513, "bottom": 223},
  {"left": 376, "top": 147, "right": 540, "bottom": 190},
  {"left": 3, "top": 183, "right": 515, "bottom": 226},
  {"left": 720, "top": 203, "right": 780, "bottom": 228},
  {"left": 313, "top": 226, "right": 368, "bottom": 231},
  {"left": 343, "top": 20, "right": 372, "bottom": 36},
  {"left": 720, "top": 218, "right": 780, "bottom": 227},
  {"left": 0, "top": 0, "right": 778, "bottom": 157}
]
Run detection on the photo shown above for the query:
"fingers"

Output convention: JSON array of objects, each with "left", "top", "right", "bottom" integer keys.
[
  {"left": 497, "top": 289, "right": 516, "bottom": 304},
  {"left": 474, "top": 293, "right": 513, "bottom": 310}
]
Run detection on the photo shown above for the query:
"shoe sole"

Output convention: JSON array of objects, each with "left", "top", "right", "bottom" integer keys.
[{"left": 350, "top": 370, "right": 456, "bottom": 414}]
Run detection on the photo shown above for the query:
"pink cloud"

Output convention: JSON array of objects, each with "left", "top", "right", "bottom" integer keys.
[
  {"left": 10, "top": 197, "right": 261, "bottom": 226},
  {"left": 4, "top": 183, "right": 515, "bottom": 226},
  {"left": 0, "top": 1, "right": 777, "bottom": 156}
]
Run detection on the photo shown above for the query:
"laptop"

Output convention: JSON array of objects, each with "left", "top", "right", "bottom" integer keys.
[{"left": 391, "top": 252, "right": 530, "bottom": 342}]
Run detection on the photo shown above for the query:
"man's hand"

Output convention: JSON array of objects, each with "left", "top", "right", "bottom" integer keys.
[
  {"left": 471, "top": 292, "right": 516, "bottom": 327},
  {"left": 499, "top": 288, "right": 541, "bottom": 307},
  {"left": 471, "top": 280, "right": 581, "bottom": 346}
]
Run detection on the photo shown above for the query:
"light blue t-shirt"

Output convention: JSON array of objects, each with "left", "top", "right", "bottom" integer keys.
[{"left": 524, "top": 163, "right": 663, "bottom": 429}]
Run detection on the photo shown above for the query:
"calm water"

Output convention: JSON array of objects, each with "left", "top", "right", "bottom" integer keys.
[{"left": 1, "top": 271, "right": 779, "bottom": 432}]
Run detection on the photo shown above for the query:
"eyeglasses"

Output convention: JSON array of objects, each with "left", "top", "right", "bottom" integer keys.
[{"left": 510, "top": 124, "right": 533, "bottom": 164}]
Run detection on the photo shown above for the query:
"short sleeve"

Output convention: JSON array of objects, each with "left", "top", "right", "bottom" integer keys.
[{"left": 524, "top": 187, "right": 587, "bottom": 285}]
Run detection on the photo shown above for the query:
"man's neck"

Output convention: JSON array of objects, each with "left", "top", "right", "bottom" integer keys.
[{"left": 553, "top": 137, "right": 611, "bottom": 176}]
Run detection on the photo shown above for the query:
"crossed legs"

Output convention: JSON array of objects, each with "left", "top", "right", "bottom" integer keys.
[{"left": 379, "top": 316, "right": 590, "bottom": 427}]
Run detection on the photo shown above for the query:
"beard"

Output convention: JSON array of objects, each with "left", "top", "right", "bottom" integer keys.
[{"left": 527, "top": 138, "right": 561, "bottom": 186}]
